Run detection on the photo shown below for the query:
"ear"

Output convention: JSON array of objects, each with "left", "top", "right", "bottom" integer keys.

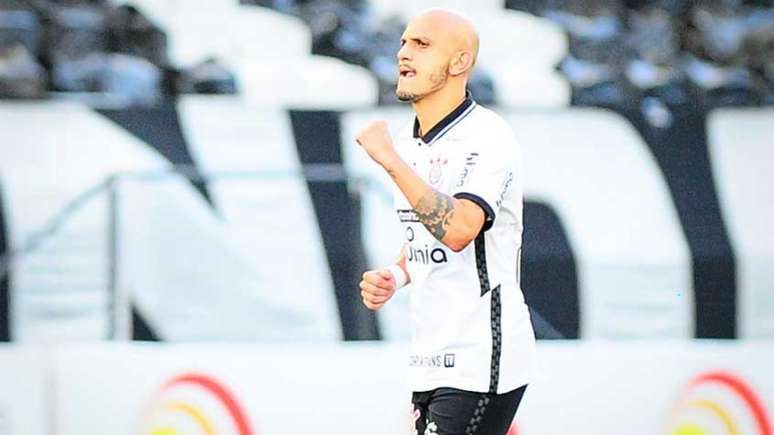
[{"left": 448, "top": 51, "right": 474, "bottom": 77}]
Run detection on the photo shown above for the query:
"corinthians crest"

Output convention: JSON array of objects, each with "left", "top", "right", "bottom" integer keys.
[{"left": 428, "top": 156, "right": 448, "bottom": 186}]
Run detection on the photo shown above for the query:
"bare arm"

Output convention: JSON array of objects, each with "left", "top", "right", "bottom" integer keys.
[
  {"left": 356, "top": 121, "right": 485, "bottom": 252},
  {"left": 385, "top": 156, "right": 485, "bottom": 251}
]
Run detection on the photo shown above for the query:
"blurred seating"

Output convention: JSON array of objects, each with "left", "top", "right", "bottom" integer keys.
[
  {"left": 45, "top": 4, "right": 108, "bottom": 59},
  {"left": 0, "top": 44, "right": 47, "bottom": 98},
  {"left": 106, "top": 5, "right": 168, "bottom": 66},
  {"left": 0, "top": 5, "right": 40, "bottom": 55},
  {"left": 111, "top": 2, "right": 382, "bottom": 107},
  {"left": 295, "top": 0, "right": 372, "bottom": 66},
  {"left": 50, "top": 52, "right": 163, "bottom": 105},
  {"left": 234, "top": 56, "right": 378, "bottom": 108},
  {"left": 526, "top": 0, "right": 774, "bottom": 108},
  {"left": 476, "top": 10, "right": 567, "bottom": 67},
  {"left": 489, "top": 63, "right": 571, "bottom": 107},
  {"left": 546, "top": 5, "right": 636, "bottom": 108},
  {"left": 159, "top": 8, "right": 311, "bottom": 67},
  {"left": 107, "top": 0, "right": 239, "bottom": 28},
  {"left": 0, "top": 0, "right": 770, "bottom": 108},
  {"left": 367, "top": 0, "right": 506, "bottom": 20},
  {"left": 682, "top": 55, "right": 762, "bottom": 106},
  {"left": 0, "top": 0, "right": 45, "bottom": 99},
  {"left": 176, "top": 58, "right": 237, "bottom": 95},
  {"left": 105, "top": 0, "right": 176, "bottom": 27},
  {"left": 561, "top": 55, "right": 639, "bottom": 108},
  {"left": 472, "top": 10, "right": 571, "bottom": 107}
]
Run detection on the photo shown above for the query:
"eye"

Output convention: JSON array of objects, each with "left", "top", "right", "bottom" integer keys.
[
  {"left": 417, "top": 40, "right": 429, "bottom": 48},
  {"left": 400, "top": 39, "right": 406, "bottom": 47}
]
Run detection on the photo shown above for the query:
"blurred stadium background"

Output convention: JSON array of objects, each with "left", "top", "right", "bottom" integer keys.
[{"left": 0, "top": 0, "right": 773, "bottom": 434}]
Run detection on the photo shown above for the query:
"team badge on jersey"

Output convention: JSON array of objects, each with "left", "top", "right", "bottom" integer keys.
[{"left": 429, "top": 157, "right": 448, "bottom": 186}]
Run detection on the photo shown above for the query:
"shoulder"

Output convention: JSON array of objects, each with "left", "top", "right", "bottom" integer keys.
[
  {"left": 470, "top": 105, "right": 515, "bottom": 137},
  {"left": 463, "top": 105, "right": 519, "bottom": 155}
]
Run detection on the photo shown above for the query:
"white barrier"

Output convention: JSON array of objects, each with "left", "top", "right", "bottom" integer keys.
[
  {"left": 0, "top": 101, "right": 173, "bottom": 341},
  {"left": 0, "top": 100, "right": 342, "bottom": 342},
  {"left": 520, "top": 341, "right": 774, "bottom": 435},
  {"left": 0, "top": 346, "right": 47, "bottom": 435},
  {"left": 3, "top": 342, "right": 773, "bottom": 435},
  {"left": 509, "top": 109, "right": 691, "bottom": 339},
  {"left": 708, "top": 108, "right": 774, "bottom": 338},
  {"left": 52, "top": 343, "right": 410, "bottom": 435},
  {"left": 177, "top": 97, "right": 341, "bottom": 341}
]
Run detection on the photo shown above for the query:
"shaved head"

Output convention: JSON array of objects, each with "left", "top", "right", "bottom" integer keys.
[
  {"left": 409, "top": 9, "right": 480, "bottom": 69},
  {"left": 396, "top": 9, "right": 480, "bottom": 103}
]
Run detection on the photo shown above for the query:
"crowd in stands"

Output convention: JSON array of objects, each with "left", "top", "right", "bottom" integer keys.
[
  {"left": 0, "top": 0, "right": 236, "bottom": 104},
  {"left": 1, "top": 0, "right": 772, "bottom": 107},
  {"left": 513, "top": 0, "right": 774, "bottom": 108}
]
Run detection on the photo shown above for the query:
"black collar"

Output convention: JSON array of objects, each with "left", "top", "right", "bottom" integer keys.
[{"left": 413, "top": 91, "right": 476, "bottom": 145}]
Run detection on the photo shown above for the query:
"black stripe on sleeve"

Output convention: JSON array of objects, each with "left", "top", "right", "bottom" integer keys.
[{"left": 454, "top": 192, "right": 495, "bottom": 232}]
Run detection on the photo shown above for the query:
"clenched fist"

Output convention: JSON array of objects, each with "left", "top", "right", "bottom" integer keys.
[
  {"left": 355, "top": 120, "right": 399, "bottom": 169},
  {"left": 359, "top": 268, "right": 398, "bottom": 311}
]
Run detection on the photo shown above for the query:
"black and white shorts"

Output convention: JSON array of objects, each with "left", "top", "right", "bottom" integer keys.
[{"left": 410, "top": 385, "right": 527, "bottom": 435}]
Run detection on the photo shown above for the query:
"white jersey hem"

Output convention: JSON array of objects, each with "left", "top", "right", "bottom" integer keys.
[{"left": 410, "top": 376, "right": 532, "bottom": 395}]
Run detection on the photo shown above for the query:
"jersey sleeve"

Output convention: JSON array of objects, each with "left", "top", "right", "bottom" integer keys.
[{"left": 452, "top": 128, "right": 517, "bottom": 232}]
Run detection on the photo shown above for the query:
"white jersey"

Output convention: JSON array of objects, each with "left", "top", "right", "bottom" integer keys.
[{"left": 393, "top": 95, "right": 536, "bottom": 394}]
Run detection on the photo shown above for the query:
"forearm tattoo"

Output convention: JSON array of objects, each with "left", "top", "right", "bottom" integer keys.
[{"left": 414, "top": 189, "right": 456, "bottom": 241}]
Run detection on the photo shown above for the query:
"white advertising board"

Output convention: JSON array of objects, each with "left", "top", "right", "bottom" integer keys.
[
  {"left": 50, "top": 341, "right": 774, "bottom": 435},
  {"left": 0, "top": 346, "right": 47, "bottom": 435},
  {"left": 53, "top": 343, "right": 411, "bottom": 435},
  {"left": 517, "top": 341, "right": 774, "bottom": 435}
]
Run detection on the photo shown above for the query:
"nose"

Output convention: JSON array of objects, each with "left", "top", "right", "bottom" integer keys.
[{"left": 397, "top": 43, "right": 411, "bottom": 63}]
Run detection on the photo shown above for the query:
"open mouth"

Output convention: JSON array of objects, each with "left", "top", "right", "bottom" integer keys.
[{"left": 399, "top": 66, "right": 416, "bottom": 78}]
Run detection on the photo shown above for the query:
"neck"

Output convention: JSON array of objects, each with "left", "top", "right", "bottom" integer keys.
[{"left": 412, "top": 83, "right": 466, "bottom": 137}]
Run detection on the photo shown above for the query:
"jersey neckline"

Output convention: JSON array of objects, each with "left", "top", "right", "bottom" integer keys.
[{"left": 412, "top": 90, "right": 477, "bottom": 146}]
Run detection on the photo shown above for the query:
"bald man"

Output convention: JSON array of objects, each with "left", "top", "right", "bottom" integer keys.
[{"left": 356, "top": 10, "right": 536, "bottom": 435}]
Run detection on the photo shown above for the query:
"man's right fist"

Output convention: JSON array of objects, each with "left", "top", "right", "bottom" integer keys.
[
  {"left": 355, "top": 120, "right": 398, "bottom": 170},
  {"left": 359, "top": 268, "right": 397, "bottom": 311}
]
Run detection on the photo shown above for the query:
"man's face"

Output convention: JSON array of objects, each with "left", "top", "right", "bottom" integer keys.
[{"left": 395, "top": 20, "right": 451, "bottom": 103}]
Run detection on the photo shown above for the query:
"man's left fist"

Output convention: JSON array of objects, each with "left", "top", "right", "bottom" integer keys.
[{"left": 355, "top": 120, "right": 397, "bottom": 168}]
